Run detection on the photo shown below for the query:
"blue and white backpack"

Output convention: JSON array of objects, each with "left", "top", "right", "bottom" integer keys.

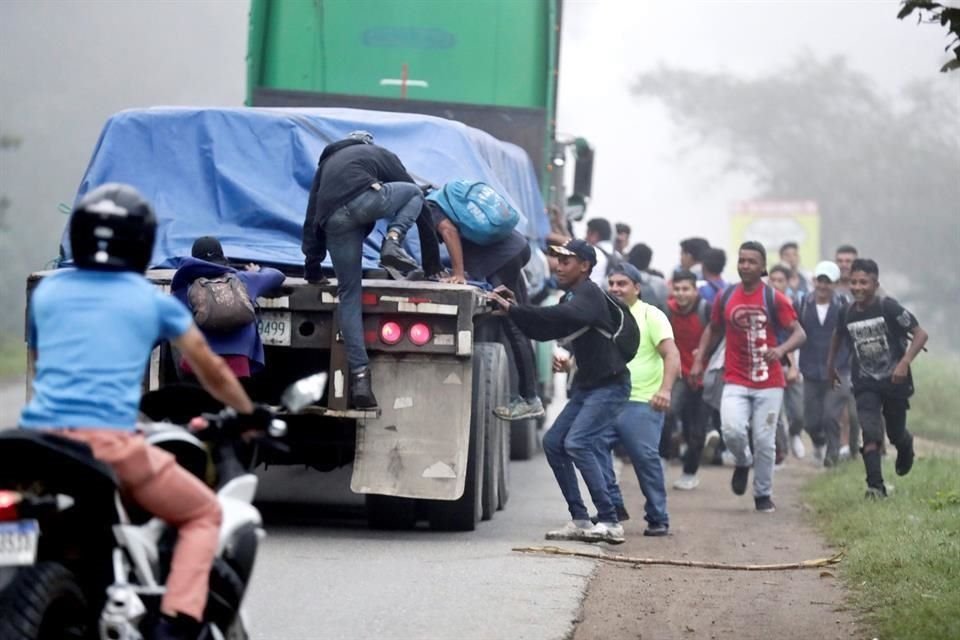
[{"left": 426, "top": 180, "right": 520, "bottom": 246}]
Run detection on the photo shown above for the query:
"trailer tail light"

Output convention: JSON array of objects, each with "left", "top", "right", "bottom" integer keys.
[
  {"left": 0, "top": 491, "right": 22, "bottom": 522},
  {"left": 408, "top": 322, "right": 432, "bottom": 346},
  {"left": 380, "top": 321, "right": 403, "bottom": 345}
]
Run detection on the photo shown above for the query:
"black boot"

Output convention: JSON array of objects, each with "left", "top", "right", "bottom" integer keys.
[
  {"left": 152, "top": 613, "right": 203, "bottom": 640},
  {"left": 380, "top": 234, "right": 422, "bottom": 279},
  {"left": 895, "top": 433, "right": 915, "bottom": 476},
  {"left": 351, "top": 366, "right": 378, "bottom": 409},
  {"left": 863, "top": 448, "right": 886, "bottom": 497}
]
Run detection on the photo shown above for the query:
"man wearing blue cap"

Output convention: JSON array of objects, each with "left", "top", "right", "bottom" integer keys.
[
  {"left": 488, "top": 239, "right": 631, "bottom": 544},
  {"left": 600, "top": 262, "right": 680, "bottom": 537}
]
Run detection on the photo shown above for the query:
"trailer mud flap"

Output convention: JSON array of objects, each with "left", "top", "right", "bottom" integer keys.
[{"left": 351, "top": 357, "right": 472, "bottom": 500}]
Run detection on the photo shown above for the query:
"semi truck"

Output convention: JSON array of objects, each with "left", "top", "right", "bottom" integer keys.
[
  {"left": 28, "top": 105, "right": 546, "bottom": 532},
  {"left": 245, "top": 0, "right": 594, "bottom": 443}
]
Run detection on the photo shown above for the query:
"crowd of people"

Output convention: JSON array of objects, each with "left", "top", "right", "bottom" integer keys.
[
  {"left": 16, "top": 127, "right": 930, "bottom": 635},
  {"left": 503, "top": 213, "right": 928, "bottom": 543}
]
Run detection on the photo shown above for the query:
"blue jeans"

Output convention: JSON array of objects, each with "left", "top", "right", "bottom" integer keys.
[
  {"left": 543, "top": 378, "right": 630, "bottom": 523},
  {"left": 600, "top": 401, "right": 669, "bottom": 527},
  {"left": 324, "top": 182, "right": 423, "bottom": 370},
  {"left": 720, "top": 384, "right": 783, "bottom": 498}
]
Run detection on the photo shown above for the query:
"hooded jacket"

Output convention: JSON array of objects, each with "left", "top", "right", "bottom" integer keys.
[
  {"left": 301, "top": 140, "right": 441, "bottom": 280},
  {"left": 170, "top": 257, "right": 285, "bottom": 372}
]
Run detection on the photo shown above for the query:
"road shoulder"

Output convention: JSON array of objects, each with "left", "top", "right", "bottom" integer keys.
[{"left": 572, "top": 460, "right": 862, "bottom": 640}]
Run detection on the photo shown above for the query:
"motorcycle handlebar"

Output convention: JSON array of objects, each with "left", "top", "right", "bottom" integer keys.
[{"left": 193, "top": 404, "right": 285, "bottom": 442}]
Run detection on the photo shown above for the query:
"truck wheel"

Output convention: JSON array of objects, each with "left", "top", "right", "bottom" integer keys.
[
  {"left": 498, "top": 409, "right": 511, "bottom": 510},
  {"left": 0, "top": 562, "right": 88, "bottom": 640},
  {"left": 510, "top": 417, "right": 539, "bottom": 460},
  {"left": 366, "top": 495, "right": 418, "bottom": 530},
  {"left": 478, "top": 343, "right": 508, "bottom": 521},
  {"left": 428, "top": 343, "right": 503, "bottom": 531}
]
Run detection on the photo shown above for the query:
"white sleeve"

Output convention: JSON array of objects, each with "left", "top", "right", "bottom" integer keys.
[{"left": 590, "top": 253, "right": 608, "bottom": 288}]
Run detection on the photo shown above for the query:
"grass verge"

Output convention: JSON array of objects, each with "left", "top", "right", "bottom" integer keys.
[
  {"left": 805, "top": 456, "right": 960, "bottom": 639},
  {"left": 909, "top": 355, "right": 960, "bottom": 446},
  {"left": 0, "top": 334, "right": 26, "bottom": 380}
]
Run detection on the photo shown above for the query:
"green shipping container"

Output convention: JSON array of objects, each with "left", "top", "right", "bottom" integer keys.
[{"left": 246, "top": 0, "right": 560, "bottom": 175}]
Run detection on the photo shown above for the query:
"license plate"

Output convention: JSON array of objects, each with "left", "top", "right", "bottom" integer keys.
[
  {"left": 258, "top": 311, "right": 292, "bottom": 346},
  {"left": 0, "top": 520, "right": 39, "bottom": 566}
]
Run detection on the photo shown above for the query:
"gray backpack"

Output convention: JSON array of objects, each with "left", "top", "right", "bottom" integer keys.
[{"left": 187, "top": 273, "right": 256, "bottom": 331}]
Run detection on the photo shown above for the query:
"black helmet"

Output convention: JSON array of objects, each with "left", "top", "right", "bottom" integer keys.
[{"left": 69, "top": 183, "right": 157, "bottom": 273}]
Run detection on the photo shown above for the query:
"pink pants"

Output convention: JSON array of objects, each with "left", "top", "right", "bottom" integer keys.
[{"left": 58, "top": 429, "right": 222, "bottom": 621}]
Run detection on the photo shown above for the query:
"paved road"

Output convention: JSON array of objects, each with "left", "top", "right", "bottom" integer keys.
[
  {"left": 247, "top": 455, "right": 594, "bottom": 640},
  {"left": 244, "top": 381, "right": 599, "bottom": 640},
  {"left": 0, "top": 379, "right": 599, "bottom": 639}
]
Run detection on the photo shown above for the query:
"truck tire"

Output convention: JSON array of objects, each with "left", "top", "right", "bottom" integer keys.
[
  {"left": 498, "top": 409, "right": 511, "bottom": 510},
  {"left": 477, "top": 343, "right": 509, "bottom": 521},
  {"left": 428, "top": 344, "right": 502, "bottom": 531},
  {"left": 366, "top": 495, "right": 418, "bottom": 530},
  {"left": 510, "top": 417, "right": 539, "bottom": 460},
  {"left": 0, "top": 562, "right": 88, "bottom": 640}
]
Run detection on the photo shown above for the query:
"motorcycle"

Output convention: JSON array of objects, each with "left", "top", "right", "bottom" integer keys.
[{"left": 0, "top": 373, "right": 326, "bottom": 640}]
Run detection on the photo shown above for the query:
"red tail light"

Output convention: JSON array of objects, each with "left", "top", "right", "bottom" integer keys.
[
  {"left": 408, "top": 322, "right": 432, "bottom": 346},
  {"left": 0, "top": 490, "right": 22, "bottom": 521},
  {"left": 380, "top": 321, "right": 403, "bottom": 345}
]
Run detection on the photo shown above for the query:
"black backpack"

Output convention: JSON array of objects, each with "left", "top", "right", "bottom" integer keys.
[
  {"left": 595, "top": 244, "right": 624, "bottom": 277},
  {"left": 563, "top": 291, "right": 641, "bottom": 363}
]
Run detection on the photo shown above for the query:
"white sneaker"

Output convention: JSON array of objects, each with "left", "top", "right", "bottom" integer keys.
[
  {"left": 702, "top": 430, "right": 721, "bottom": 462},
  {"left": 673, "top": 474, "right": 700, "bottom": 490},
  {"left": 545, "top": 520, "right": 593, "bottom": 541},
  {"left": 790, "top": 435, "right": 806, "bottom": 459},
  {"left": 838, "top": 445, "right": 851, "bottom": 461},
  {"left": 582, "top": 521, "right": 625, "bottom": 544},
  {"left": 720, "top": 450, "right": 737, "bottom": 467}
]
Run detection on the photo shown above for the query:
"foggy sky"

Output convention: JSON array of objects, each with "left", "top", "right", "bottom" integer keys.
[{"left": 1, "top": 0, "right": 957, "bottom": 330}]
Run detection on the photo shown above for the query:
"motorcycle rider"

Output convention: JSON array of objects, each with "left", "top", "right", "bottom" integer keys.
[{"left": 19, "top": 184, "right": 260, "bottom": 640}]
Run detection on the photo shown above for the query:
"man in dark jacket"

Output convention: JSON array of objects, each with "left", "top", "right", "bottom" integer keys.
[
  {"left": 301, "top": 131, "right": 441, "bottom": 409},
  {"left": 796, "top": 261, "right": 849, "bottom": 467},
  {"left": 488, "top": 239, "right": 630, "bottom": 544}
]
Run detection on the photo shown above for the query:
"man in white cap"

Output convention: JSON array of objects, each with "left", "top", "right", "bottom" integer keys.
[{"left": 795, "top": 260, "right": 850, "bottom": 466}]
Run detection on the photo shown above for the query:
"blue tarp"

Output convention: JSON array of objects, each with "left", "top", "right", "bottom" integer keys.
[{"left": 64, "top": 107, "right": 547, "bottom": 270}]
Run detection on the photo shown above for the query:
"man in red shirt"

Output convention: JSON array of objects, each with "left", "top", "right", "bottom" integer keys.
[
  {"left": 691, "top": 242, "right": 806, "bottom": 512},
  {"left": 665, "top": 270, "right": 714, "bottom": 490}
]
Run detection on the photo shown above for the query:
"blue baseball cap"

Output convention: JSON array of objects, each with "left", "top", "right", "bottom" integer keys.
[
  {"left": 609, "top": 261, "right": 645, "bottom": 284},
  {"left": 549, "top": 239, "right": 597, "bottom": 266}
]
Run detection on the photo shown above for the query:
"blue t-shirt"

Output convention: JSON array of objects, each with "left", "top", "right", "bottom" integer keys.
[{"left": 20, "top": 269, "right": 194, "bottom": 431}]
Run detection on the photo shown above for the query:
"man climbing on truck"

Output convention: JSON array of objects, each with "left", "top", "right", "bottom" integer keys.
[
  {"left": 423, "top": 190, "right": 544, "bottom": 421},
  {"left": 301, "top": 131, "right": 442, "bottom": 409}
]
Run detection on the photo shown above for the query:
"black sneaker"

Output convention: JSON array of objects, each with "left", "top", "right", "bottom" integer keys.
[
  {"left": 731, "top": 465, "right": 750, "bottom": 496},
  {"left": 895, "top": 435, "right": 914, "bottom": 476},
  {"left": 643, "top": 523, "right": 669, "bottom": 537},
  {"left": 591, "top": 504, "right": 630, "bottom": 524},
  {"left": 864, "top": 485, "right": 888, "bottom": 499},
  {"left": 754, "top": 496, "right": 776, "bottom": 513},
  {"left": 350, "top": 367, "right": 378, "bottom": 409},
  {"left": 152, "top": 614, "right": 203, "bottom": 640},
  {"left": 380, "top": 236, "right": 421, "bottom": 277}
]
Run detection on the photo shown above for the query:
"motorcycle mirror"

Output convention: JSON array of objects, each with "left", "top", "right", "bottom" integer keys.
[{"left": 281, "top": 373, "right": 328, "bottom": 413}]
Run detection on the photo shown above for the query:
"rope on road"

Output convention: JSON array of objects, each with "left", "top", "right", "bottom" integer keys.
[{"left": 512, "top": 545, "right": 843, "bottom": 571}]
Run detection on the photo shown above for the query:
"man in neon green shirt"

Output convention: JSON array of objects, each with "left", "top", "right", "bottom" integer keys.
[{"left": 598, "top": 263, "right": 680, "bottom": 536}]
